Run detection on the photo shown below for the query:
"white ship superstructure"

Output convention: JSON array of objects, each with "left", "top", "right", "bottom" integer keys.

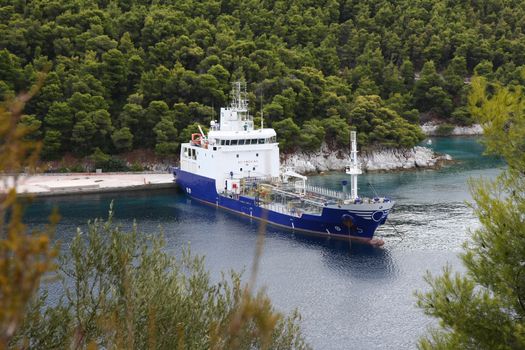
[{"left": 180, "top": 82, "right": 279, "bottom": 194}]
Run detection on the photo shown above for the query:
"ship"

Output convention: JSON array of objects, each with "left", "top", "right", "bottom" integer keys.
[{"left": 172, "top": 82, "right": 394, "bottom": 246}]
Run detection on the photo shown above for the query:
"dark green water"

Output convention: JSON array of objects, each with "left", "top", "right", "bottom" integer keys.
[{"left": 25, "top": 137, "right": 503, "bottom": 349}]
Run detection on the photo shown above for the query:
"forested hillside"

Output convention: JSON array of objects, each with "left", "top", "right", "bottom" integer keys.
[{"left": 1, "top": 0, "right": 525, "bottom": 159}]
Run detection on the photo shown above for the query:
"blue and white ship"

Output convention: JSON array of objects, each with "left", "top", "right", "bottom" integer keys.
[{"left": 173, "top": 82, "right": 394, "bottom": 246}]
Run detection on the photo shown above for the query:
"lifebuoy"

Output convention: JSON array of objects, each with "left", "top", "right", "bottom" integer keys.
[{"left": 191, "top": 133, "right": 201, "bottom": 145}]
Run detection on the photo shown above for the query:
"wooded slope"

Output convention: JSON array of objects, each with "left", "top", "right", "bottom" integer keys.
[{"left": 1, "top": 0, "right": 524, "bottom": 157}]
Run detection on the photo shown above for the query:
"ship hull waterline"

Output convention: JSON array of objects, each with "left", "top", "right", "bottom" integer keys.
[{"left": 174, "top": 169, "right": 391, "bottom": 246}]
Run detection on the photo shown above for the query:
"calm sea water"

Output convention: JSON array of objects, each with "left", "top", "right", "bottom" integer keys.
[{"left": 25, "top": 137, "right": 503, "bottom": 350}]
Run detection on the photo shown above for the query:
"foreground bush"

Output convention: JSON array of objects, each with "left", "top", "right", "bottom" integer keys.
[
  {"left": 13, "top": 210, "right": 309, "bottom": 349},
  {"left": 416, "top": 76, "right": 525, "bottom": 349}
]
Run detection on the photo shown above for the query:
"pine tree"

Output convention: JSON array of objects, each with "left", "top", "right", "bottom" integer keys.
[{"left": 416, "top": 75, "right": 525, "bottom": 349}]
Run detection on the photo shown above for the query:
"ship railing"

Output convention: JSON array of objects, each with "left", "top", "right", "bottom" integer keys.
[
  {"left": 304, "top": 184, "right": 352, "bottom": 200},
  {"left": 273, "top": 183, "right": 394, "bottom": 205},
  {"left": 343, "top": 196, "right": 393, "bottom": 204},
  {"left": 267, "top": 186, "right": 327, "bottom": 207},
  {"left": 262, "top": 202, "right": 302, "bottom": 218},
  {"left": 242, "top": 176, "right": 279, "bottom": 185},
  {"left": 229, "top": 175, "right": 279, "bottom": 185}
]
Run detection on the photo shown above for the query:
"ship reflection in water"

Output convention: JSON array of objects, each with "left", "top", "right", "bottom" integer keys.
[{"left": 213, "top": 201, "right": 397, "bottom": 280}]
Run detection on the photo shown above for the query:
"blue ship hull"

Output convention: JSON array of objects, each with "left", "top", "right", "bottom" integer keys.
[{"left": 173, "top": 168, "right": 390, "bottom": 244}]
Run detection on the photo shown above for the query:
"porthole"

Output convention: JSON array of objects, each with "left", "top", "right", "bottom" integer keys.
[
  {"left": 236, "top": 154, "right": 239, "bottom": 158},
  {"left": 240, "top": 168, "right": 243, "bottom": 171},
  {"left": 256, "top": 153, "right": 259, "bottom": 157}
]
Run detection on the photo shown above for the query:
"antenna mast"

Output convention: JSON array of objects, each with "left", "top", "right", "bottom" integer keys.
[
  {"left": 345, "top": 131, "right": 362, "bottom": 199},
  {"left": 260, "top": 93, "right": 264, "bottom": 129},
  {"left": 230, "top": 81, "right": 248, "bottom": 111}
]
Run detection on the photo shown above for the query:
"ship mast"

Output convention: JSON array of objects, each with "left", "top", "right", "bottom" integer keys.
[
  {"left": 219, "top": 81, "right": 253, "bottom": 131},
  {"left": 346, "top": 131, "right": 362, "bottom": 199},
  {"left": 260, "top": 93, "right": 264, "bottom": 129},
  {"left": 231, "top": 81, "right": 248, "bottom": 111}
]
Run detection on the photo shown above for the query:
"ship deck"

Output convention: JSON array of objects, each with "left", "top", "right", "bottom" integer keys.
[{"left": 218, "top": 177, "right": 391, "bottom": 218}]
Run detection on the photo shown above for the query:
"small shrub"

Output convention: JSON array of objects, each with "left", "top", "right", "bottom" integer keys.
[
  {"left": 90, "top": 148, "right": 129, "bottom": 171},
  {"left": 435, "top": 123, "right": 455, "bottom": 136},
  {"left": 451, "top": 106, "right": 474, "bottom": 126},
  {"left": 129, "top": 162, "right": 144, "bottom": 172},
  {"left": 89, "top": 147, "right": 110, "bottom": 166},
  {"left": 69, "top": 164, "right": 85, "bottom": 173},
  {"left": 100, "top": 157, "right": 129, "bottom": 172}
]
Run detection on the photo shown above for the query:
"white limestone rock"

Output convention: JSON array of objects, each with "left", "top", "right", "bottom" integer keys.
[
  {"left": 282, "top": 144, "right": 451, "bottom": 174},
  {"left": 451, "top": 124, "right": 483, "bottom": 135},
  {"left": 421, "top": 122, "right": 483, "bottom": 136}
]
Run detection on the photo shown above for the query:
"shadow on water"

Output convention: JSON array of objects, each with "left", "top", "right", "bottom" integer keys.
[
  {"left": 213, "top": 204, "right": 397, "bottom": 280},
  {"left": 23, "top": 188, "right": 180, "bottom": 223},
  {"left": 318, "top": 239, "right": 397, "bottom": 280}
]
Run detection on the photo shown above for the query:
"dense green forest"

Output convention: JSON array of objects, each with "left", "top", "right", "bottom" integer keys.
[{"left": 1, "top": 0, "right": 525, "bottom": 160}]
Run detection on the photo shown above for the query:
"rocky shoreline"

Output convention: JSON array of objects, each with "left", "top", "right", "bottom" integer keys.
[
  {"left": 6, "top": 144, "right": 453, "bottom": 196},
  {"left": 282, "top": 145, "right": 452, "bottom": 174},
  {"left": 421, "top": 122, "right": 483, "bottom": 136}
]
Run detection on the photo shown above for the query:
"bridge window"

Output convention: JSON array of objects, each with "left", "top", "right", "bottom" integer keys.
[{"left": 220, "top": 139, "right": 265, "bottom": 146}]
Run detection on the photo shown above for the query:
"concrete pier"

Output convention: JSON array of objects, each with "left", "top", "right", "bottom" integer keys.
[{"left": 0, "top": 173, "right": 176, "bottom": 197}]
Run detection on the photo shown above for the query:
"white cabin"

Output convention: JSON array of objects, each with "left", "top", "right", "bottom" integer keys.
[{"left": 179, "top": 82, "right": 280, "bottom": 194}]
